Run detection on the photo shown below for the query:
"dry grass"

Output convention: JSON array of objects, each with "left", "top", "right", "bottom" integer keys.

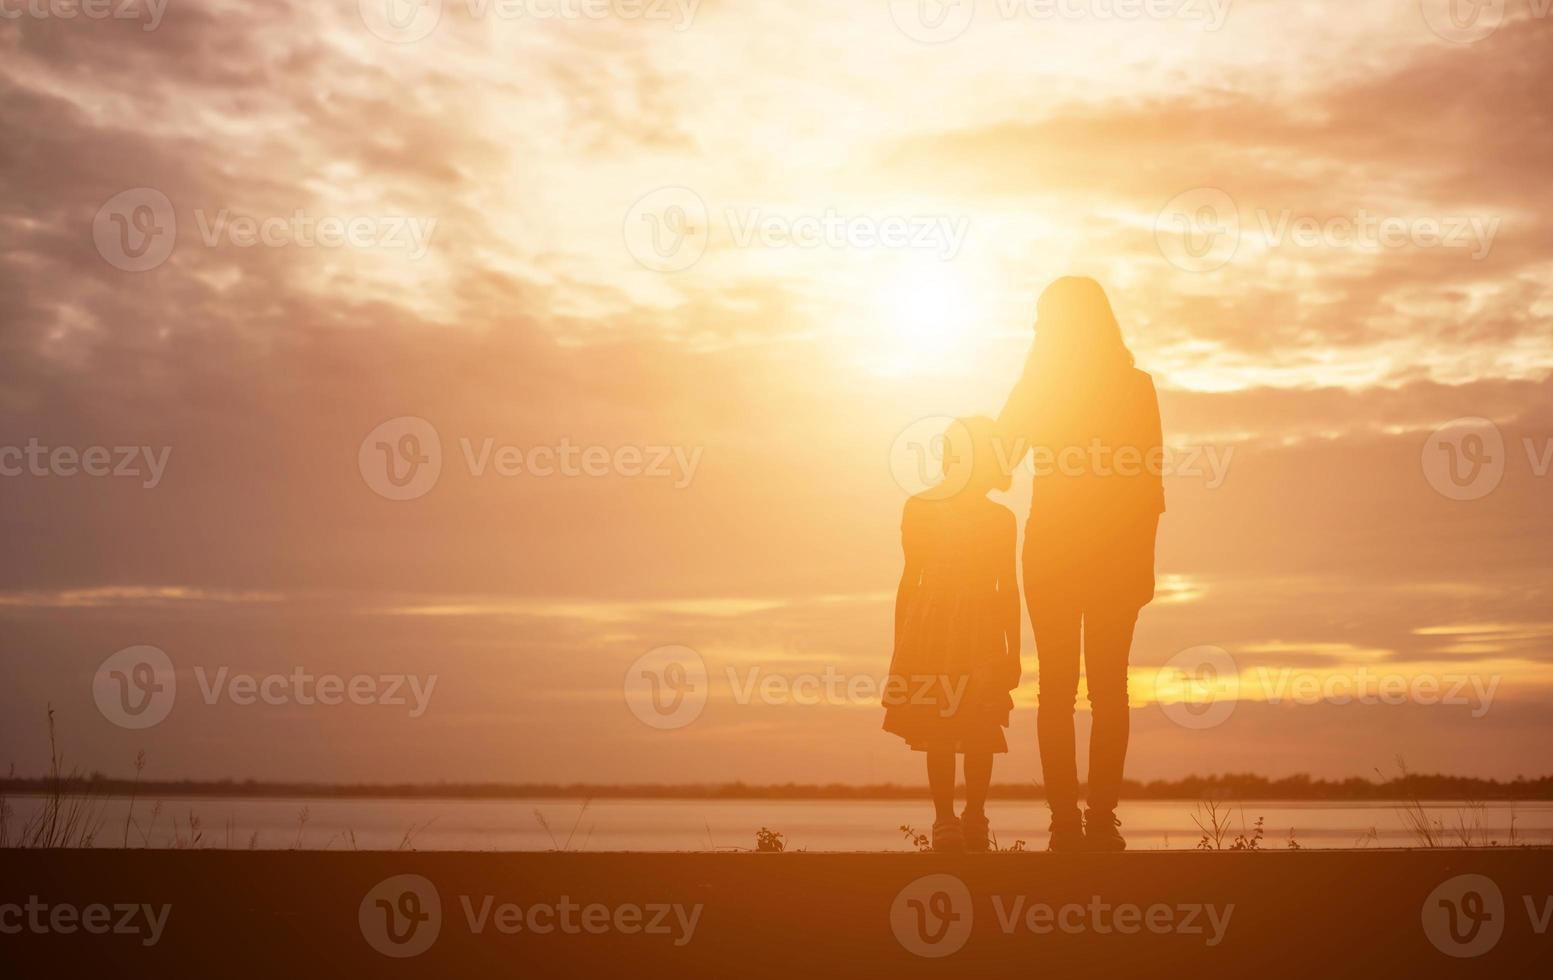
[{"left": 1, "top": 707, "right": 107, "bottom": 848}]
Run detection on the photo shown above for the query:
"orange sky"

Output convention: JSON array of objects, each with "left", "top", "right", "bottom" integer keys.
[{"left": 2, "top": 0, "right": 1552, "bottom": 785}]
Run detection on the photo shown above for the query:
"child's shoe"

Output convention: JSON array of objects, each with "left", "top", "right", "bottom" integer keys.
[
  {"left": 961, "top": 811, "right": 990, "bottom": 853},
  {"left": 931, "top": 816, "right": 965, "bottom": 852}
]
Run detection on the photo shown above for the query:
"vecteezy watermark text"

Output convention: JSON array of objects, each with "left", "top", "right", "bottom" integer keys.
[
  {"left": 1153, "top": 645, "right": 1503, "bottom": 730},
  {"left": 92, "top": 645, "right": 438, "bottom": 729},
  {"left": 991, "top": 895, "right": 1233, "bottom": 945},
  {"left": 622, "top": 187, "right": 970, "bottom": 272},
  {"left": 358, "top": 874, "right": 702, "bottom": 958},
  {"left": 625, "top": 645, "right": 1003, "bottom": 731},
  {"left": 194, "top": 666, "right": 437, "bottom": 718},
  {"left": 889, "top": 874, "right": 1233, "bottom": 959},
  {"left": 358, "top": 0, "right": 702, "bottom": 44},
  {"left": 0, "top": 0, "right": 167, "bottom": 30},
  {"left": 889, "top": 416, "right": 1233, "bottom": 498},
  {"left": 92, "top": 188, "right": 439, "bottom": 272},
  {"left": 1155, "top": 188, "right": 1501, "bottom": 273},
  {"left": 0, "top": 440, "right": 170, "bottom": 489},
  {"left": 0, "top": 898, "right": 171, "bottom": 947},
  {"left": 887, "top": 0, "right": 1233, "bottom": 44},
  {"left": 359, "top": 416, "right": 703, "bottom": 501}
]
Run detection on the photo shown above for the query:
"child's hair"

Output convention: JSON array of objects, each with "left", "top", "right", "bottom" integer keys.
[{"left": 934, "top": 415, "right": 1010, "bottom": 498}]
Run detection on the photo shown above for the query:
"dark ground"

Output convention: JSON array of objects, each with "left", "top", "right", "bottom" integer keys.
[{"left": 2, "top": 849, "right": 1549, "bottom": 977}]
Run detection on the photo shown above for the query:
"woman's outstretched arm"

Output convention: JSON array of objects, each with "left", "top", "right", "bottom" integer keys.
[
  {"left": 1141, "top": 373, "right": 1166, "bottom": 514},
  {"left": 999, "top": 509, "right": 1021, "bottom": 686},
  {"left": 893, "top": 502, "right": 923, "bottom": 654},
  {"left": 995, "top": 351, "right": 1038, "bottom": 447}
]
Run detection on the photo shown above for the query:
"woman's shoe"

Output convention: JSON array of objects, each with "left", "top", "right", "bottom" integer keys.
[
  {"left": 931, "top": 816, "right": 965, "bottom": 852},
  {"left": 1084, "top": 809, "right": 1127, "bottom": 851},
  {"left": 961, "top": 811, "right": 990, "bottom": 853},
  {"left": 1047, "top": 811, "right": 1084, "bottom": 853}
]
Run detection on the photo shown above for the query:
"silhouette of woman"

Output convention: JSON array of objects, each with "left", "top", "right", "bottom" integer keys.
[
  {"left": 882, "top": 417, "right": 1022, "bottom": 852},
  {"left": 997, "top": 277, "right": 1164, "bottom": 852}
]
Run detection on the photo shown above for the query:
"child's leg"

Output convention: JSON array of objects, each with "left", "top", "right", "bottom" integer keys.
[
  {"left": 926, "top": 749, "right": 957, "bottom": 822},
  {"left": 962, "top": 751, "right": 993, "bottom": 817}
]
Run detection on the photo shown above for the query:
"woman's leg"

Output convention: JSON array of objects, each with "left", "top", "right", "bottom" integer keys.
[
  {"left": 1030, "top": 593, "right": 1083, "bottom": 825},
  {"left": 926, "top": 749, "right": 957, "bottom": 822},
  {"left": 1082, "top": 605, "right": 1140, "bottom": 815},
  {"left": 962, "top": 751, "right": 993, "bottom": 817}
]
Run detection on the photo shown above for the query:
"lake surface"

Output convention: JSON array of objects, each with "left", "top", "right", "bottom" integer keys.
[{"left": 8, "top": 797, "right": 1551, "bottom": 850}]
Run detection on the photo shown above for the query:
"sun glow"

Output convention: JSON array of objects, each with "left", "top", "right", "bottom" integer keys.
[{"left": 868, "top": 261, "right": 986, "bottom": 374}]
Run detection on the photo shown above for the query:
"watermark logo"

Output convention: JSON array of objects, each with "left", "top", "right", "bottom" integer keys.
[
  {"left": 459, "top": 437, "right": 702, "bottom": 487},
  {"left": 991, "top": 894, "right": 1233, "bottom": 944},
  {"left": 360, "top": 0, "right": 700, "bottom": 42},
  {"left": 360, "top": 0, "right": 445, "bottom": 42},
  {"left": 190, "top": 210, "right": 437, "bottom": 259},
  {"left": 93, "top": 190, "right": 437, "bottom": 270},
  {"left": 1155, "top": 187, "right": 1239, "bottom": 273},
  {"left": 889, "top": 416, "right": 1234, "bottom": 498},
  {"left": 889, "top": 415, "right": 974, "bottom": 500},
  {"left": 360, "top": 416, "right": 443, "bottom": 501},
  {"left": 193, "top": 667, "right": 438, "bottom": 717},
  {"left": 0, "top": 0, "right": 168, "bottom": 31},
  {"left": 1422, "top": 417, "right": 1504, "bottom": 501},
  {"left": 624, "top": 645, "right": 708, "bottom": 730},
  {"left": 93, "top": 188, "right": 177, "bottom": 273},
  {"left": 1419, "top": 0, "right": 1506, "bottom": 43},
  {"left": 623, "top": 187, "right": 710, "bottom": 272},
  {"left": 461, "top": 895, "right": 702, "bottom": 943},
  {"left": 1156, "top": 645, "right": 1502, "bottom": 726},
  {"left": 1423, "top": 874, "right": 1504, "bottom": 957},
  {"left": 359, "top": 420, "right": 703, "bottom": 499},
  {"left": 887, "top": 0, "right": 976, "bottom": 43},
  {"left": 0, "top": 440, "right": 171, "bottom": 488},
  {"left": 93, "top": 645, "right": 177, "bottom": 730},
  {"left": 1157, "top": 188, "right": 1500, "bottom": 271},
  {"left": 890, "top": 0, "right": 1233, "bottom": 41},
  {"left": 1257, "top": 666, "right": 1499, "bottom": 718},
  {"left": 1154, "top": 645, "right": 1238, "bottom": 730},
  {"left": 997, "top": 0, "right": 1232, "bottom": 29},
  {"left": 0, "top": 898, "right": 171, "bottom": 946},
  {"left": 890, "top": 874, "right": 973, "bottom": 958},
  {"left": 624, "top": 189, "right": 970, "bottom": 272},
  {"left": 361, "top": 874, "right": 443, "bottom": 958}
]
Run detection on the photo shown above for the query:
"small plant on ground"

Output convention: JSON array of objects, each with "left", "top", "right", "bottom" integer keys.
[
  {"left": 899, "top": 824, "right": 930, "bottom": 852},
  {"left": 534, "top": 799, "right": 593, "bottom": 852},
  {"left": 172, "top": 810, "right": 204, "bottom": 849},
  {"left": 1230, "top": 816, "right": 1265, "bottom": 851},
  {"left": 122, "top": 750, "right": 147, "bottom": 847},
  {"left": 755, "top": 827, "right": 786, "bottom": 852},
  {"left": 1192, "top": 799, "right": 1233, "bottom": 850},
  {"left": 1286, "top": 828, "right": 1302, "bottom": 850},
  {"left": 4, "top": 707, "right": 108, "bottom": 848},
  {"left": 398, "top": 818, "right": 437, "bottom": 851},
  {"left": 994, "top": 832, "right": 1027, "bottom": 853}
]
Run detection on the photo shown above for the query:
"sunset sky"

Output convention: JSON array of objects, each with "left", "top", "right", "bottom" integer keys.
[{"left": 2, "top": 0, "right": 1551, "bottom": 787}]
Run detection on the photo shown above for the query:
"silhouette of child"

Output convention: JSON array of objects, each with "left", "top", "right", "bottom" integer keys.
[{"left": 883, "top": 416, "right": 1021, "bottom": 852}]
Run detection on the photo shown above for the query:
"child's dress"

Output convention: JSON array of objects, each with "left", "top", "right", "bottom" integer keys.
[{"left": 882, "top": 494, "right": 1019, "bottom": 752}]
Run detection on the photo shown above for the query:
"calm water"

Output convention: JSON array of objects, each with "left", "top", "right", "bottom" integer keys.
[{"left": 9, "top": 797, "right": 1552, "bottom": 850}]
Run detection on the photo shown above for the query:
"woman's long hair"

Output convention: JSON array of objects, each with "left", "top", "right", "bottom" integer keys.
[{"left": 1030, "top": 276, "right": 1135, "bottom": 376}]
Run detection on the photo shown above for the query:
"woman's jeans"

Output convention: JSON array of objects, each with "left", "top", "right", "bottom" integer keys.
[{"left": 1029, "top": 588, "right": 1140, "bottom": 821}]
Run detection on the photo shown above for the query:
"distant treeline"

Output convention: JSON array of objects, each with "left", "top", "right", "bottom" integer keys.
[{"left": 4, "top": 772, "right": 1553, "bottom": 801}]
